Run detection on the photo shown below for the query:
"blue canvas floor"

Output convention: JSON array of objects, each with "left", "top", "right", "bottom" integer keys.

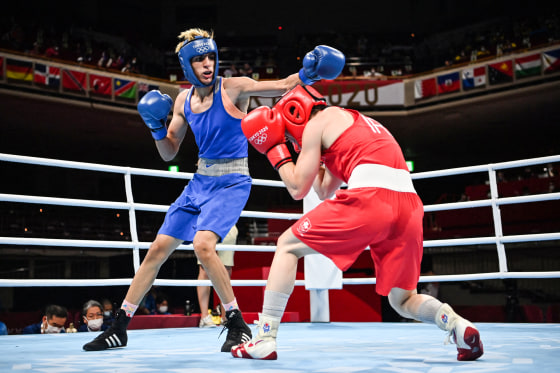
[{"left": 1, "top": 322, "right": 559, "bottom": 372}]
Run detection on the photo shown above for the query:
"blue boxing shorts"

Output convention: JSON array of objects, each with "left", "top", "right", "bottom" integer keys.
[{"left": 158, "top": 172, "right": 251, "bottom": 243}]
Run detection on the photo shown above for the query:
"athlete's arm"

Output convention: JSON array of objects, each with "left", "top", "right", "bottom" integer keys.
[
  {"left": 154, "top": 91, "right": 189, "bottom": 161},
  {"left": 277, "top": 114, "right": 325, "bottom": 200},
  {"left": 222, "top": 73, "right": 301, "bottom": 113},
  {"left": 312, "top": 164, "right": 343, "bottom": 200}
]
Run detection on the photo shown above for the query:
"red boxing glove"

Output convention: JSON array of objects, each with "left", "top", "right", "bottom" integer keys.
[{"left": 242, "top": 106, "right": 293, "bottom": 170}]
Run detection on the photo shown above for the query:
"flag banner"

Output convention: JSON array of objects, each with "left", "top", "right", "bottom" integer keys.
[
  {"left": 0, "top": 56, "right": 4, "bottom": 78},
  {"left": 462, "top": 66, "right": 486, "bottom": 90},
  {"left": 34, "top": 63, "right": 60, "bottom": 88},
  {"left": 437, "top": 72, "right": 460, "bottom": 94},
  {"left": 515, "top": 54, "right": 541, "bottom": 78},
  {"left": 62, "top": 69, "right": 86, "bottom": 91},
  {"left": 138, "top": 82, "right": 160, "bottom": 99},
  {"left": 6, "top": 58, "right": 33, "bottom": 81},
  {"left": 488, "top": 60, "right": 513, "bottom": 85},
  {"left": 543, "top": 48, "right": 560, "bottom": 73},
  {"left": 245, "top": 80, "right": 404, "bottom": 109},
  {"left": 414, "top": 77, "right": 437, "bottom": 99},
  {"left": 114, "top": 78, "right": 137, "bottom": 99},
  {"left": 89, "top": 74, "right": 112, "bottom": 96}
]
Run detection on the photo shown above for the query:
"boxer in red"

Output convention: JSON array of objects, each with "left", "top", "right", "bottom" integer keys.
[{"left": 232, "top": 85, "right": 484, "bottom": 362}]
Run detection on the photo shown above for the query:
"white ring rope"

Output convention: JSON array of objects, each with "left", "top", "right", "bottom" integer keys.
[{"left": 1, "top": 152, "right": 559, "bottom": 288}]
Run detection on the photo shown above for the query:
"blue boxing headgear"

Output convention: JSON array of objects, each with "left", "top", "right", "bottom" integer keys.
[{"left": 177, "top": 36, "right": 219, "bottom": 87}]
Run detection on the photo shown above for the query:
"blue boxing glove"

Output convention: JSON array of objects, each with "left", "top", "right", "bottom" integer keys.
[
  {"left": 298, "top": 45, "right": 346, "bottom": 85},
  {"left": 137, "top": 90, "right": 173, "bottom": 140}
]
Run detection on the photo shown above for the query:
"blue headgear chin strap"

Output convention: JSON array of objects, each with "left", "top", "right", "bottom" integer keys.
[{"left": 177, "top": 36, "right": 219, "bottom": 87}]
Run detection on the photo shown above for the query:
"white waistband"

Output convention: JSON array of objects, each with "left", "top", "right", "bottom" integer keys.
[
  {"left": 197, "top": 157, "right": 250, "bottom": 176},
  {"left": 347, "top": 164, "right": 416, "bottom": 193}
]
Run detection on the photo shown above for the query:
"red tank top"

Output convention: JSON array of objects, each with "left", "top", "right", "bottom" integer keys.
[{"left": 321, "top": 109, "right": 408, "bottom": 183}]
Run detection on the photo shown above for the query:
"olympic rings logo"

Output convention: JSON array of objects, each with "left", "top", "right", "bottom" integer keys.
[
  {"left": 194, "top": 40, "right": 212, "bottom": 54},
  {"left": 253, "top": 134, "right": 268, "bottom": 145},
  {"left": 195, "top": 45, "right": 210, "bottom": 54}
]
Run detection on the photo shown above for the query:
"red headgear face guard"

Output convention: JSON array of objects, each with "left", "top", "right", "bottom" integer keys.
[{"left": 274, "top": 85, "right": 327, "bottom": 152}]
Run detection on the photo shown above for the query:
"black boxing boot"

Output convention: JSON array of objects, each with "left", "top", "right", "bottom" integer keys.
[
  {"left": 83, "top": 309, "right": 131, "bottom": 351},
  {"left": 220, "top": 309, "right": 252, "bottom": 352}
]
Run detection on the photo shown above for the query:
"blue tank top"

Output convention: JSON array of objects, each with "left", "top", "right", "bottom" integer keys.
[{"left": 184, "top": 77, "right": 248, "bottom": 159}]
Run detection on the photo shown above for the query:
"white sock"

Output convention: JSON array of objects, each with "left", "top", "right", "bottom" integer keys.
[
  {"left": 262, "top": 290, "right": 289, "bottom": 318},
  {"left": 416, "top": 297, "right": 443, "bottom": 324}
]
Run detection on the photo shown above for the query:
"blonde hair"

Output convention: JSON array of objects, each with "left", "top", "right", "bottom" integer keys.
[{"left": 175, "top": 28, "right": 214, "bottom": 53}]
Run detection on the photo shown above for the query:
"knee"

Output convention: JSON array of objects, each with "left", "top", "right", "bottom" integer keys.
[
  {"left": 194, "top": 245, "right": 214, "bottom": 263},
  {"left": 276, "top": 232, "right": 293, "bottom": 254},
  {"left": 145, "top": 241, "right": 171, "bottom": 264},
  {"left": 388, "top": 288, "right": 413, "bottom": 317},
  {"left": 193, "top": 237, "right": 216, "bottom": 264}
]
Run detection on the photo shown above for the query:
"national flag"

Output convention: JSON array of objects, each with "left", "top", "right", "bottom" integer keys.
[
  {"left": 515, "top": 54, "right": 541, "bottom": 78},
  {"left": 114, "top": 78, "right": 137, "bottom": 99},
  {"left": 0, "top": 56, "right": 3, "bottom": 78},
  {"left": 34, "top": 63, "right": 60, "bottom": 88},
  {"left": 6, "top": 58, "right": 33, "bottom": 81},
  {"left": 138, "top": 82, "right": 160, "bottom": 99},
  {"left": 462, "top": 66, "right": 486, "bottom": 90},
  {"left": 543, "top": 48, "right": 560, "bottom": 73},
  {"left": 414, "top": 77, "right": 437, "bottom": 99},
  {"left": 488, "top": 60, "right": 513, "bottom": 85},
  {"left": 89, "top": 73, "right": 112, "bottom": 96},
  {"left": 436, "top": 72, "right": 460, "bottom": 94},
  {"left": 62, "top": 69, "right": 86, "bottom": 91}
]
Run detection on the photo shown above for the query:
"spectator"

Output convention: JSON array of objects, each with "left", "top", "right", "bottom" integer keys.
[
  {"left": 153, "top": 295, "right": 171, "bottom": 315},
  {"left": 223, "top": 63, "right": 238, "bottom": 78},
  {"left": 239, "top": 62, "right": 253, "bottom": 77},
  {"left": 138, "top": 286, "right": 159, "bottom": 315},
  {"left": 44, "top": 45, "right": 59, "bottom": 58},
  {"left": 363, "top": 67, "right": 384, "bottom": 79},
  {"left": 0, "top": 321, "right": 8, "bottom": 335},
  {"left": 22, "top": 304, "right": 67, "bottom": 334},
  {"left": 97, "top": 51, "right": 109, "bottom": 68},
  {"left": 101, "top": 298, "right": 114, "bottom": 319},
  {"left": 129, "top": 57, "right": 139, "bottom": 73},
  {"left": 121, "top": 62, "right": 131, "bottom": 73},
  {"left": 78, "top": 300, "right": 109, "bottom": 332},
  {"left": 418, "top": 254, "right": 440, "bottom": 299}
]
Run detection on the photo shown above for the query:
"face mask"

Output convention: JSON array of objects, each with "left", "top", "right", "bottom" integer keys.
[
  {"left": 42, "top": 321, "right": 63, "bottom": 334},
  {"left": 158, "top": 306, "right": 168, "bottom": 314},
  {"left": 103, "top": 311, "right": 111, "bottom": 317},
  {"left": 87, "top": 318, "right": 104, "bottom": 331}
]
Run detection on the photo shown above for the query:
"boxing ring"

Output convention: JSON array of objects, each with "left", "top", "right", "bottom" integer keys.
[{"left": 1, "top": 152, "right": 560, "bottom": 372}]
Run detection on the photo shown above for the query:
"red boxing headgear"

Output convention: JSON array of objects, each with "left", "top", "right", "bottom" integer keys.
[{"left": 274, "top": 85, "right": 327, "bottom": 152}]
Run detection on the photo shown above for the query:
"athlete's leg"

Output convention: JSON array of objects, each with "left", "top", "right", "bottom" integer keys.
[
  {"left": 83, "top": 234, "right": 181, "bottom": 351},
  {"left": 194, "top": 230, "right": 233, "bottom": 305},
  {"left": 194, "top": 230, "right": 252, "bottom": 351},
  {"left": 197, "top": 264, "right": 232, "bottom": 327},
  {"left": 388, "top": 287, "right": 483, "bottom": 361},
  {"left": 232, "top": 228, "right": 318, "bottom": 360},
  {"left": 124, "top": 234, "right": 182, "bottom": 305}
]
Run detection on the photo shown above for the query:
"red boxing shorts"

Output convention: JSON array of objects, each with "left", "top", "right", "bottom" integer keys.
[{"left": 292, "top": 187, "right": 424, "bottom": 296}]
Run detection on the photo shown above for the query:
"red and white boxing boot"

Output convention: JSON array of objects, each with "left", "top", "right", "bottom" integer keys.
[
  {"left": 231, "top": 313, "right": 280, "bottom": 360},
  {"left": 436, "top": 303, "right": 484, "bottom": 361}
]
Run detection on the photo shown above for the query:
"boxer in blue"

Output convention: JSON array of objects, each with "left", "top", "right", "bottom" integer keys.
[{"left": 83, "top": 27, "right": 345, "bottom": 352}]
